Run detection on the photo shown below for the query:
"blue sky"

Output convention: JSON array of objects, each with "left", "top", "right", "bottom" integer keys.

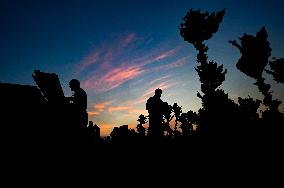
[{"left": 1, "top": 0, "right": 284, "bottom": 135}]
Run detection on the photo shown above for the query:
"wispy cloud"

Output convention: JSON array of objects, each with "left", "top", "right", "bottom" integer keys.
[
  {"left": 88, "top": 100, "right": 114, "bottom": 116},
  {"left": 77, "top": 33, "right": 183, "bottom": 94},
  {"left": 77, "top": 33, "right": 191, "bottom": 135},
  {"left": 82, "top": 64, "right": 145, "bottom": 93},
  {"left": 152, "top": 48, "right": 177, "bottom": 62},
  {"left": 119, "top": 75, "right": 179, "bottom": 107},
  {"left": 88, "top": 111, "right": 101, "bottom": 116},
  {"left": 94, "top": 100, "right": 113, "bottom": 109},
  {"left": 81, "top": 47, "right": 180, "bottom": 93},
  {"left": 142, "top": 81, "right": 174, "bottom": 97},
  {"left": 148, "top": 55, "right": 190, "bottom": 73},
  {"left": 109, "top": 105, "right": 146, "bottom": 115},
  {"left": 131, "top": 95, "right": 149, "bottom": 106},
  {"left": 164, "top": 56, "right": 189, "bottom": 68},
  {"left": 121, "top": 33, "right": 136, "bottom": 46},
  {"left": 108, "top": 106, "right": 132, "bottom": 112},
  {"left": 133, "top": 48, "right": 179, "bottom": 67},
  {"left": 75, "top": 33, "right": 137, "bottom": 75},
  {"left": 76, "top": 51, "right": 100, "bottom": 74},
  {"left": 149, "top": 75, "right": 172, "bottom": 85},
  {"left": 76, "top": 33, "right": 190, "bottom": 136}
]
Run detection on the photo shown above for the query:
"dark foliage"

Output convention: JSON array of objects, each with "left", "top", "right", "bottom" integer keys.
[
  {"left": 179, "top": 8, "right": 225, "bottom": 46},
  {"left": 266, "top": 57, "right": 284, "bottom": 83},
  {"left": 229, "top": 27, "right": 271, "bottom": 80}
]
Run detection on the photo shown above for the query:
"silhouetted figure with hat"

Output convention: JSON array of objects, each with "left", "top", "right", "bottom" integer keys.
[{"left": 146, "top": 88, "right": 165, "bottom": 142}]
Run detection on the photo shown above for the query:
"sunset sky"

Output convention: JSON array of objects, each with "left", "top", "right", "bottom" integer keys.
[{"left": 1, "top": 0, "right": 284, "bottom": 136}]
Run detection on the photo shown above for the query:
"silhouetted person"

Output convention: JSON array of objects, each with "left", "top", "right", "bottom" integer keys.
[
  {"left": 87, "top": 120, "right": 100, "bottom": 139},
  {"left": 69, "top": 79, "right": 88, "bottom": 140},
  {"left": 146, "top": 88, "right": 165, "bottom": 141},
  {"left": 69, "top": 79, "right": 87, "bottom": 112}
]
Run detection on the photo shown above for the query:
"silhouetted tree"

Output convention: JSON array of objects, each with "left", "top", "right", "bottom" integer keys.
[
  {"left": 172, "top": 103, "right": 182, "bottom": 131},
  {"left": 238, "top": 97, "right": 261, "bottom": 120},
  {"left": 179, "top": 113, "right": 192, "bottom": 137},
  {"left": 162, "top": 102, "right": 174, "bottom": 138},
  {"left": 179, "top": 8, "right": 240, "bottom": 144},
  {"left": 128, "top": 128, "right": 138, "bottom": 142},
  {"left": 229, "top": 27, "right": 271, "bottom": 80},
  {"left": 230, "top": 27, "right": 284, "bottom": 143},
  {"left": 230, "top": 28, "right": 283, "bottom": 115},
  {"left": 179, "top": 8, "right": 225, "bottom": 47},
  {"left": 179, "top": 110, "right": 199, "bottom": 137},
  {"left": 136, "top": 114, "right": 147, "bottom": 137},
  {"left": 110, "top": 125, "right": 129, "bottom": 144}
]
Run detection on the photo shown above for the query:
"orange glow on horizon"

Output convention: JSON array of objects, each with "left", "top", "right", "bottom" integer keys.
[{"left": 99, "top": 123, "right": 115, "bottom": 137}]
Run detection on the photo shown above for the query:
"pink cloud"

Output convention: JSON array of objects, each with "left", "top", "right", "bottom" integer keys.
[
  {"left": 122, "top": 77, "right": 182, "bottom": 108},
  {"left": 82, "top": 65, "right": 145, "bottom": 93},
  {"left": 122, "top": 33, "right": 136, "bottom": 46},
  {"left": 75, "top": 33, "right": 137, "bottom": 75},
  {"left": 76, "top": 51, "right": 100, "bottom": 74},
  {"left": 82, "top": 48, "right": 179, "bottom": 93},
  {"left": 99, "top": 51, "right": 114, "bottom": 70},
  {"left": 132, "top": 96, "right": 149, "bottom": 105},
  {"left": 152, "top": 48, "right": 177, "bottom": 62},
  {"left": 166, "top": 56, "right": 188, "bottom": 68},
  {"left": 103, "top": 66, "right": 144, "bottom": 89},
  {"left": 149, "top": 75, "right": 172, "bottom": 85},
  {"left": 134, "top": 48, "right": 178, "bottom": 67},
  {"left": 148, "top": 56, "right": 189, "bottom": 73},
  {"left": 118, "top": 94, "right": 149, "bottom": 107},
  {"left": 78, "top": 33, "right": 183, "bottom": 94}
]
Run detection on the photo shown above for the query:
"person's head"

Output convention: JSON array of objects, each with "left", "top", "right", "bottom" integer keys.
[
  {"left": 89, "top": 121, "right": 94, "bottom": 127},
  {"left": 155, "top": 88, "right": 162, "bottom": 98},
  {"left": 69, "top": 79, "right": 80, "bottom": 91}
]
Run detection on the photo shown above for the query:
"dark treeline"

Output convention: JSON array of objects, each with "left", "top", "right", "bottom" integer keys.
[
  {"left": 106, "top": 8, "right": 284, "bottom": 148},
  {"left": 0, "top": 9, "right": 283, "bottom": 155}
]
